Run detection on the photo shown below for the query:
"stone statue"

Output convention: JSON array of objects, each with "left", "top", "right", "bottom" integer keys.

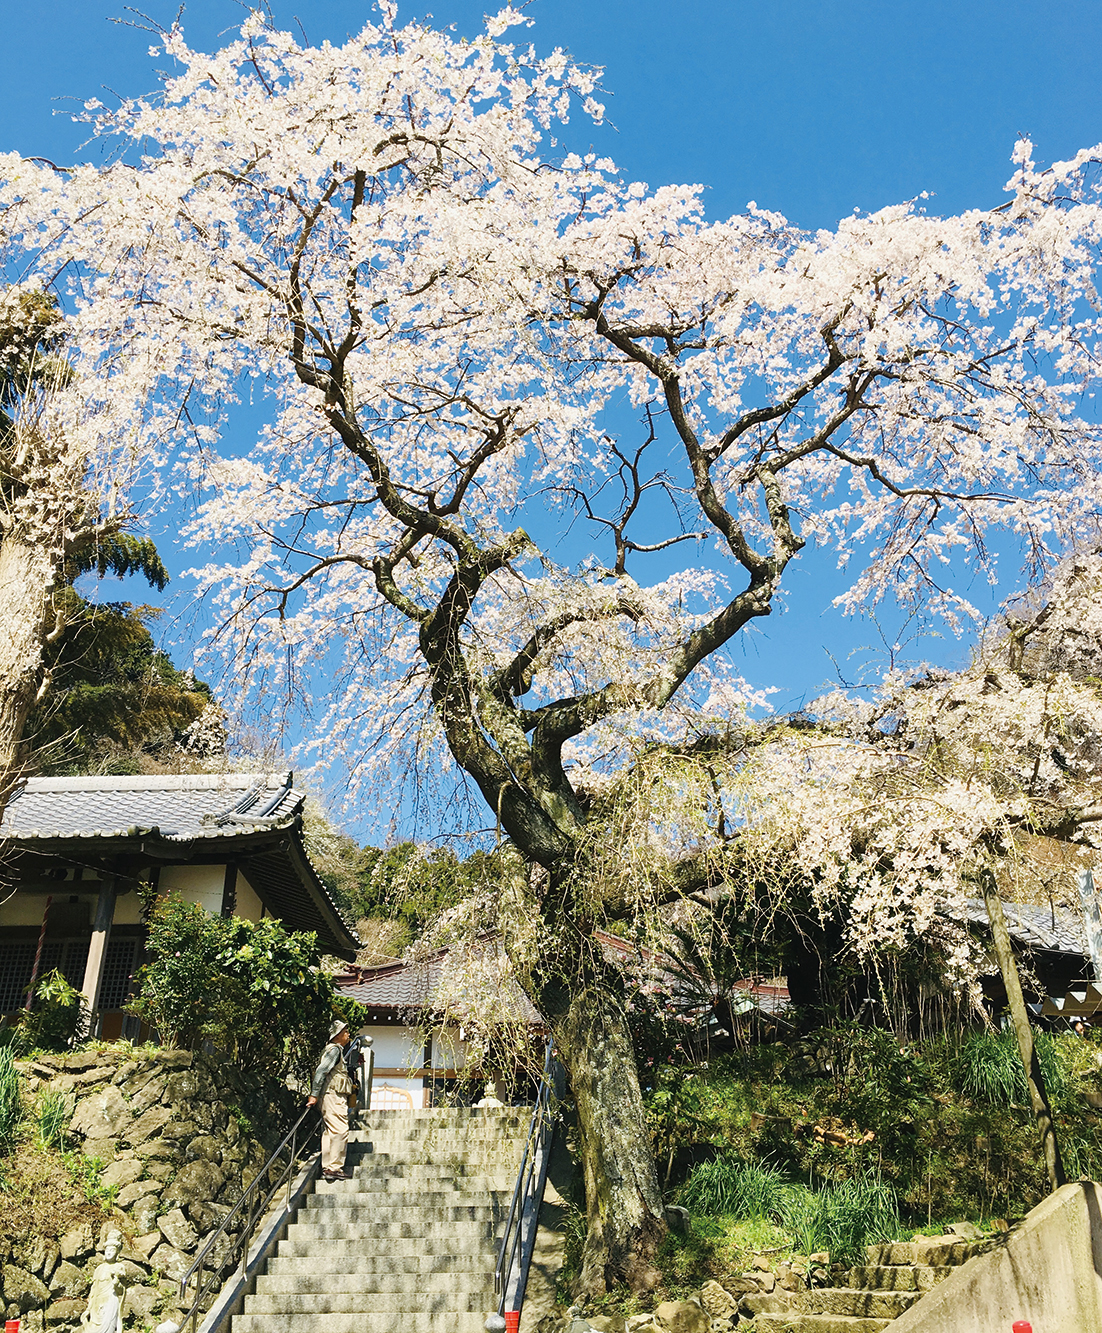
[
  {"left": 80, "top": 1230, "right": 127, "bottom": 1333},
  {"left": 475, "top": 1079, "right": 504, "bottom": 1108}
]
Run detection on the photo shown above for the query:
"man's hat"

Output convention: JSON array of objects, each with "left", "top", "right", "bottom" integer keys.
[{"left": 329, "top": 1019, "right": 349, "bottom": 1041}]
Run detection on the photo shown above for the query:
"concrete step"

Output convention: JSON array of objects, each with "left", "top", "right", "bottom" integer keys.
[
  {"left": 297, "top": 1194, "right": 509, "bottom": 1215},
  {"left": 234, "top": 1314, "right": 491, "bottom": 1333},
  {"left": 808, "top": 1290, "right": 918, "bottom": 1319},
  {"left": 843, "top": 1264, "right": 953, "bottom": 1292},
  {"left": 865, "top": 1239, "right": 981, "bottom": 1267},
  {"left": 244, "top": 1291, "right": 492, "bottom": 1314},
  {"left": 753, "top": 1317, "right": 891, "bottom": 1333},
  {"left": 306, "top": 1180, "right": 510, "bottom": 1202},
  {"left": 256, "top": 1272, "right": 492, "bottom": 1296},
  {"left": 269, "top": 1236, "right": 501, "bottom": 1268},
  {"left": 315, "top": 1165, "right": 513, "bottom": 1184},
  {"left": 291, "top": 1203, "right": 503, "bottom": 1227},
  {"left": 263, "top": 1253, "right": 493, "bottom": 1277}
]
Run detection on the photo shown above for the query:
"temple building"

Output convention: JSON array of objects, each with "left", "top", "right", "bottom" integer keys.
[{"left": 0, "top": 771, "right": 357, "bottom": 1039}]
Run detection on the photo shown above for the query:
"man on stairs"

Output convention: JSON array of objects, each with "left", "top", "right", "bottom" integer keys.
[{"left": 307, "top": 1019, "right": 356, "bottom": 1181}]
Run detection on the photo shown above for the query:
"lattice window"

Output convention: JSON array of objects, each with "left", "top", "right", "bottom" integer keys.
[
  {"left": 0, "top": 940, "right": 37, "bottom": 1012},
  {"left": 99, "top": 939, "right": 137, "bottom": 1012}
]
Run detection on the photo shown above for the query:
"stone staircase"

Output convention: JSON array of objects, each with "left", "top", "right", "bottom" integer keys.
[
  {"left": 230, "top": 1106, "right": 528, "bottom": 1333},
  {"left": 747, "top": 1235, "right": 991, "bottom": 1333}
]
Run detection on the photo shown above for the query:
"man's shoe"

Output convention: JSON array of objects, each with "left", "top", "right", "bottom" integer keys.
[{"left": 322, "top": 1168, "right": 352, "bottom": 1180}]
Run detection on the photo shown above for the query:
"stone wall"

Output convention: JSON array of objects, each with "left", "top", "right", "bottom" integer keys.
[{"left": 2, "top": 1047, "right": 297, "bottom": 1333}]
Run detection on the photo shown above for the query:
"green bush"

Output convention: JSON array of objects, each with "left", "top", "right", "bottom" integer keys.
[
  {"left": 128, "top": 896, "right": 366, "bottom": 1082},
  {"left": 950, "top": 1028, "right": 1069, "bottom": 1108},
  {"left": 20, "top": 969, "right": 85, "bottom": 1052},
  {"left": 679, "top": 1157, "right": 787, "bottom": 1218}
]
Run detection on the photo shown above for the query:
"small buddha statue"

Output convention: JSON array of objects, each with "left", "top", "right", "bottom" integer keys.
[
  {"left": 475, "top": 1079, "right": 504, "bottom": 1107},
  {"left": 80, "top": 1230, "right": 127, "bottom": 1333}
]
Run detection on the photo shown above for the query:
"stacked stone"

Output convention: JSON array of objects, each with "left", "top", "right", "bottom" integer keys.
[{"left": 2, "top": 1048, "right": 293, "bottom": 1333}]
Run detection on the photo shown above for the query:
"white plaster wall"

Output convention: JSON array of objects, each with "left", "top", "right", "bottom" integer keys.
[
  {"left": 363, "top": 1025, "right": 425, "bottom": 1072},
  {"left": 159, "top": 863, "right": 226, "bottom": 914},
  {"left": 234, "top": 873, "right": 265, "bottom": 922},
  {"left": 431, "top": 1025, "right": 468, "bottom": 1071}
]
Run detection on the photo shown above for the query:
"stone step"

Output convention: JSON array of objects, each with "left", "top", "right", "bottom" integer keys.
[
  {"left": 810, "top": 1289, "right": 919, "bottom": 1319},
  {"left": 244, "top": 1291, "right": 492, "bottom": 1314},
  {"left": 269, "top": 1236, "right": 501, "bottom": 1268},
  {"left": 315, "top": 1165, "right": 513, "bottom": 1183},
  {"left": 234, "top": 1313, "right": 491, "bottom": 1333},
  {"left": 267, "top": 1247, "right": 490, "bottom": 1269},
  {"left": 843, "top": 1264, "right": 954, "bottom": 1292},
  {"left": 865, "top": 1238, "right": 982, "bottom": 1267},
  {"left": 279, "top": 1228, "right": 500, "bottom": 1254},
  {"left": 753, "top": 1317, "right": 891, "bottom": 1333},
  {"left": 291, "top": 1203, "right": 503, "bottom": 1227},
  {"left": 256, "top": 1272, "right": 492, "bottom": 1295},
  {"left": 301, "top": 1194, "right": 509, "bottom": 1215},
  {"left": 306, "top": 1179, "right": 510, "bottom": 1201}
]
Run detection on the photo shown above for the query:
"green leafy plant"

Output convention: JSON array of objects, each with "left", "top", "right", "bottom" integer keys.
[
  {"left": 37, "top": 1089, "right": 72, "bottom": 1151},
  {"left": 20, "top": 969, "right": 86, "bottom": 1052},
  {"left": 678, "top": 1156, "right": 787, "bottom": 1218},
  {"left": 0, "top": 1047, "right": 22, "bottom": 1148},
  {"left": 950, "top": 1028, "right": 1069, "bottom": 1109},
  {"left": 60, "top": 1150, "right": 117, "bottom": 1206},
  {"left": 777, "top": 1175, "right": 900, "bottom": 1263},
  {"left": 128, "top": 895, "right": 366, "bottom": 1082}
]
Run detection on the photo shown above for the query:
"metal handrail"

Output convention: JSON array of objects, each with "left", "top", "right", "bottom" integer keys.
[
  {"left": 177, "top": 1104, "right": 322, "bottom": 1333},
  {"left": 493, "top": 1040, "right": 560, "bottom": 1321}
]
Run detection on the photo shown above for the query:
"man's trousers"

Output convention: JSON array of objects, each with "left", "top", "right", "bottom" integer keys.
[{"left": 320, "top": 1089, "right": 349, "bottom": 1173}]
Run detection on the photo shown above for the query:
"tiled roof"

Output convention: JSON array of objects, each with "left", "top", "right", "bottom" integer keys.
[
  {"left": 340, "top": 947, "right": 543, "bottom": 1026},
  {"left": 963, "top": 898, "right": 1088, "bottom": 956},
  {"left": 0, "top": 772, "right": 301, "bottom": 841}
]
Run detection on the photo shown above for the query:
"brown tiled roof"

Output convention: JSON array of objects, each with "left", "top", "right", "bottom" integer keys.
[{"left": 338, "top": 946, "right": 543, "bottom": 1025}]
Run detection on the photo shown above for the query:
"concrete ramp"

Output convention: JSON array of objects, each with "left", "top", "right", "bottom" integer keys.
[{"left": 891, "top": 1181, "right": 1102, "bottom": 1333}]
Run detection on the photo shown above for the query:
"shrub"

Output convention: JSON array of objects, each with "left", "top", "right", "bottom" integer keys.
[
  {"left": 20, "top": 969, "right": 85, "bottom": 1052},
  {"left": 678, "top": 1157, "right": 787, "bottom": 1218},
  {"left": 950, "top": 1027, "right": 1069, "bottom": 1108},
  {"left": 128, "top": 895, "right": 366, "bottom": 1083}
]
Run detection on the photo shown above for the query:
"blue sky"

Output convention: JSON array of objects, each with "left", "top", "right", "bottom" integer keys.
[{"left": 4, "top": 1, "right": 1102, "bottom": 825}]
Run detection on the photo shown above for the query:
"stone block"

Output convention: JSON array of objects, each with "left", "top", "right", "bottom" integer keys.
[
  {"left": 48, "top": 1261, "right": 89, "bottom": 1299},
  {"left": 145, "top": 1161, "right": 176, "bottom": 1182},
  {"left": 131, "top": 1197, "right": 160, "bottom": 1237},
  {"left": 132, "top": 1233, "right": 162, "bottom": 1264},
  {"left": 158, "top": 1210, "right": 199, "bottom": 1253},
  {"left": 185, "top": 1135, "right": 222, "bottom": 1164},
  {"left": 3, "top": 1264, "right": 50, "bottom": 1312},
  {"left": 148, "top": 1244, "right": 190, "bottom": 1283},
  {"left": 14, "top": 1236, "right": 58, "bottom": 1282},
  {"left": 101, "top": 1157, "right": 144, "bottom": 1191},
  {"left": 123, "top": 1285, "right": 161, "bottom": 1320},
  {"left": 70, "top": 1086, "right": 129, "bottom": 1139},
  {"left": 58, "top": 1225, "right": 95, "bottom": 1262},
  {"left": 70, "top": 1066, "right": 114, "bottom": 1090},
  {"left": 126, "top": 1104, "right": 174, "bottom": 1146},
  {"left": 699, "top": 1280, "right": 738, "bottom": 1319},
  {"left": 155, "top": 1050, "right": 193, "bottom": 1069},
  {"left": 45, "top": 1298, "right": 85, "bottom": 1323},
  {"left": 116, "top": 1178, "right": 160, "bottom": 1209},
  {"left": 187, "top": 1202, "right": 230, "bottom": 1235},
  {"left": 163, "top": 1159, "right": 224, "bottom": 1209},
  {"left": 160, "top": 1119, "right": 198, "bottom": 1142},
  {"left": 128, "top": 1076, "right": 168, "bottom": 1116},
  {"left": 653, "top": 1300, "right": 710, "bottom": 1333},
  {"left": 63, "top": 1052, "right": 103, "bottom": 1073},
  {"left": 135, "top": 1138, "right": 176, "bottom": 1160},
  {"left": 112, "top": 1060, "right": 140, "bottom": 1085},
  {"left": 913, "top": 1234, "right": 966, "bottom": 1266},
  {"left": 82, "top": 1137, "right": 117, "bottom": 1163}
]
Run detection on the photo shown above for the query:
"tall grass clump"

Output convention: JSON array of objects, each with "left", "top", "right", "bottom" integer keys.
[
  {"left": 778, "top": 1175, "right": 899, "bottom": 1263},
  {"left": 0, "top": 1047, "right": 22, "bottom": 1148},
  {"left": 37, "top": 1089, "right": 71, "bottom": 1151},
  {"left": 951, "top": 1028, "right": 1069, "bottom": 1108},
  {"left": 678, "top": 1157, "right": 787, "bottom": 1218}
]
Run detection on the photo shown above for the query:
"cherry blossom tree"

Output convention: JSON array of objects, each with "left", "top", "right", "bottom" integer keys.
[{"left": 7, "top": 5, "right": 1102, "bottom": 1287}]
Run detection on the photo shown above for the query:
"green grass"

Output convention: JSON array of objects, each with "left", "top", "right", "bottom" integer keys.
[
  {"left": 0, "top": 1047, "right": 22, "bottom": 1148},
  {"left": 36, "top": 1090, "right": 72, "bottom": 1151},
  {"left": 678, "top": 1157, "right": 787, "bottom": 1217},
  {"left": 950, "top": 1028, "right": 1070, "bottom": 1109}
]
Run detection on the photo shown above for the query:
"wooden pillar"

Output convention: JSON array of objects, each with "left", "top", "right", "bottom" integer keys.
[
  {"left": 220, "top": 863, "right": 238, "bottom": 917},
  {"left": 81, "top": 877, "right": 118, "bottom": 1035}
]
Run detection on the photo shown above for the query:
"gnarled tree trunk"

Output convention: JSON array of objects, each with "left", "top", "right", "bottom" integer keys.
[{"left": 0, "top": 533, "right": 57, "bottom": 815}]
